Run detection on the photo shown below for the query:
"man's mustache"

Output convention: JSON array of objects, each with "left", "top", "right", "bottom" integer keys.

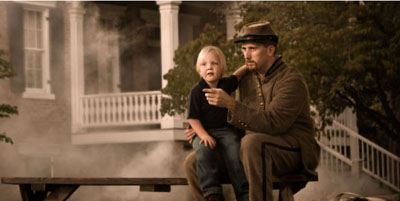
[{"left": 246, "top": 61, "right": 256, "bottom": 70}]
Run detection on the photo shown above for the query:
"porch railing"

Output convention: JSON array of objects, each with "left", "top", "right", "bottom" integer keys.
[
  {"left": 314, "top": 107, "right": 400, "bottom": 192},
  {"left": 79, "top": 91, "right": 162, "bottom": 128}
]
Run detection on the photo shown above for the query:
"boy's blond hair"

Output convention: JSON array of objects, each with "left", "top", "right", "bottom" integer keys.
[{"left": 196, "top": 46, "right": 226, "bottom": 76}]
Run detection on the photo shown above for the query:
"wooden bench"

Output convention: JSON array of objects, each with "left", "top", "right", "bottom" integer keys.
[{"left": 1, "top": 174, "right": 318, "bottom": 201}]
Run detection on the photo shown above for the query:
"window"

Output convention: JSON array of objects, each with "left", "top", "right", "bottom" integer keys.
[{"left": 21, "top": 3, "right": 55, "bottom": 99}]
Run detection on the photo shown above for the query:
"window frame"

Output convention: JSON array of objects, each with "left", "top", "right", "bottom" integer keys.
[{"left": 20, "top": 2, "right": 55, "bottom": 100}]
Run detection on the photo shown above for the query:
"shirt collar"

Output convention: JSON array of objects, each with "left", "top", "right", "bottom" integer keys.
[{"left": 199, "top": 78, "right": 210, "bottom": 89}]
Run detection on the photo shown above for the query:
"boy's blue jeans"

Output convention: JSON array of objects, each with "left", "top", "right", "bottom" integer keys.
[{"left": 192, "top": 127, "right": 249, "bottom": 201}]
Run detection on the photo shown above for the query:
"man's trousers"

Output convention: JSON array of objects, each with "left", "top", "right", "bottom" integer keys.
[{"left": 184, "top": 133, "right": 303, "bottom": 201}]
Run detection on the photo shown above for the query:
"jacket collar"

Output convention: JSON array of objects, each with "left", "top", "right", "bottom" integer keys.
[{"left": 265, "top": 55, "right": 284, "bottom": 77}]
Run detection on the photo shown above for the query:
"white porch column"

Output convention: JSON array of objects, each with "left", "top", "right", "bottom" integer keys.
[
  {"left": 225, "top": 2, "right": 242, "bottom": 40},
  {"left": 157, "top": 1, "right": 184, "bottom": 129},
  {"left": 68, "top": 2, "right": 85, "bottom": 133}
]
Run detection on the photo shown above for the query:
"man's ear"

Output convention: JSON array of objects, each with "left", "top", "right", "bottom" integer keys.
[{"left": 267, "top": 45, "right": 276, "bottom": 56}]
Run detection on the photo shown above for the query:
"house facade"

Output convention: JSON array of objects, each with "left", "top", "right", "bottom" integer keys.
[
  {"left": 0, "top": 1, "right": 242, "bottom": 144},
  {"left": 1, "top": 2, "right": 398, "bottom": 200},
  {"left": 0, "top": 1, "right": 242, "bottom": 200}
]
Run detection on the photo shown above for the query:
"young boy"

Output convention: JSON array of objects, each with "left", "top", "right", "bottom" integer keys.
[{"left": 187, "top": 46, "right": 249, "bottom": 201}]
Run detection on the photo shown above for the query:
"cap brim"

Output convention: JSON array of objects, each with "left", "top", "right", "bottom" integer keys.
[{"left": 234, "top": 35, "right": 278, "bottom": 44}]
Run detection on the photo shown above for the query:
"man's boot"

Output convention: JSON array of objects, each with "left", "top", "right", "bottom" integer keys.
[{"left": 206, "top": 194, "right": 225, "bottom": 201}]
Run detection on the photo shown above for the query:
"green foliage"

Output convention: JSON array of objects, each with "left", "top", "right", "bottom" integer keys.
[
  {"left": 162, "top": 2, "right": 400, "bottom": 153},
  {"left": 0, "top": 133, "right": 13, "bottom": 144},
  {"left": 240, "top": 2, "right": 400, "bottom": 150},
  {"left": 0, "top": 34, "right": 17, "bottom": 144},
  {"left": 0, "top": 104, "right": 18, "bottom": 118},
  {"left": 160, "top": 24, "right": 243, "bottom": 116},
  {"left": 0, "top": 49, "right": 15, "bottom": 79}
]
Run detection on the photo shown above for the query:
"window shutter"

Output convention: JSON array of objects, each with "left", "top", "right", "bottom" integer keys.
[
  {"left": 7, "top": 3, "right": 25, "bottom": 93},
  {"left": 49, "top": 5, "right": 65, "bottom": 95}
]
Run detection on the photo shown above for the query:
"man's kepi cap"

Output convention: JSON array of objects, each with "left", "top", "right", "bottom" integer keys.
[{"left": 234, "top": 21, "right": 278, "bottom": 44}]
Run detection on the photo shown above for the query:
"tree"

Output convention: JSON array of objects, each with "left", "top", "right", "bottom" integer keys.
[
  {"left": 161, "top": 2, "right": 400, "bottom": 154},
  {"left": 0, "top": 34, "right": 17, "bottom": 144},
  {"left": 239, "top": 2, "right": 400, "bottom": 153}
]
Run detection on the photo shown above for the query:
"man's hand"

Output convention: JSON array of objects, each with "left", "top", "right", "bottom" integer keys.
[
  {"left": 203, "top": 88, "right": 236, "bottom": 111},
  {"left": 185, "top": 128, "right": 196, "bottom": 144}
]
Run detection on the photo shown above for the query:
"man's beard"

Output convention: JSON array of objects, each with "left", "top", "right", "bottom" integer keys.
[{"left": 246, "top": 61, "right": 257, "bottom": 71}]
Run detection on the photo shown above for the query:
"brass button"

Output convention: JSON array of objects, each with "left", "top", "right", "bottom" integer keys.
[
  {"left": 260, "top": 102, "right": 264, "bottom": 106},
  {"left": 258, "top": 92, "right": 262, "bottom": 97}
]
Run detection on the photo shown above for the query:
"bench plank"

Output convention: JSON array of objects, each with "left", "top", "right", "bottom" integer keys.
[
  {"left": 140, "top": 184, "right": 171, "bottom": 192},
  {"left": 2, "top": 174, "right": 317, "bottom": 186},
  {"left": 2, "top": 177, "right": 189, "bottom": 186},
  {"left": 1, "top": 174, "right": 318, "bottom": 201}
]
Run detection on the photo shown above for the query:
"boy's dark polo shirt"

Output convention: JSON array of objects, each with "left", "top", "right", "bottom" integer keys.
[{"left": 187, "top": 75, "right": 238, "bottom": 130}]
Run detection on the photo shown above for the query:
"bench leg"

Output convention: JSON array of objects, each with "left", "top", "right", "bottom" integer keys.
[
  {"left": 45, "top": 185, "right": 79, "bottom": 201},
  {"left": 278, "top": 183, "right": 293, "bottom": 201},
  {"left": 19, "top": 184, "right": 47, "bottom": 201}
]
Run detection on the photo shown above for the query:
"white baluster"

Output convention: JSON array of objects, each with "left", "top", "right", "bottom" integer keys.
[
  {"left": 360, "top": 141, "right": 364, "bottom": 170},
  {"left": 95, "top": 97, "right": 101, "bottom": 125},
  {"left": 81, "top": 98, "right": 86, "bottom": 125},
  {"left": 114, "top": 95, "right": 118, "bottom": 124},
  {"left": 372, "top": 147, "right": 376, "bottom": 174},
  {"left": 344, "top": 131, "right": 348, "bottom": 158},
  {"left": 139, "top": 95, "right": 144, "bottom": 122},
  {"left": 87, "top": 98, "right": 91, "bottom": 125},
  {"left": 385, "top": 155, "right": 389, "bottom": 182},
  {"left": 112, "top": 96, "right": 117, "bottom": 124},
  {"left": 377, "top": 151, "right": 381, "bottom": 178},
  {"left": 85, "top": 98, "right": 89, "bottom": 125},
  {"left": 147, "top": 95, "right": 152, "bottom": 121},
  {"left": 389, "top": 158, "right": 396, "bottom": 185},
  {"left": 118, "top": 95, "right": 123, "bottom": 124},
  {"left": 100, "top": 97, "right": 104, "bottom": 124},
  {"left": 102, "top": 97, "right": 106, "bottom": 125},
  {"left": 393, "top": 160, "right": 400, "bottom": 187},
  {"left": 123, "top": 95, "right": 128, "bottom": 123},
  {"left": 127, "top": 95, "right": 132, "bottom": 123},
  {"left": 109, "top": 96, "right": 114, "bottom": 124},
  {"left": 336, "top": 130, "right": 340, "bottom": 153},
  {"left": 134, "top": 95, "right": 138, "bottom": 122},
  {"left": 144, "top": 95, "right": 148, "bottom": 121},
  {"left": 152, "top": 95, "right": 157, "bottom": 121},
  {"left": 105, "top": 97, "right": 110, "bottom": 124},
  {"left": 157, "top": 94, "right": 161, "bottom": 121},
  {"left": 146, "top": 95, "right": 150, "bottom": 121},
  {"left": 367, "top": 144, "right": 371, "bottom": 172}
]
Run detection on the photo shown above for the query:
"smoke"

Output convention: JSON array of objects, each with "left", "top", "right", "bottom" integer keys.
[
  {"left": 83, "top": 2, "right": 162, "bottom": 94},
  {"left": 0, "top": 140, "right": 193, "bottom": 201},
  {"left": 65, "top": 142, "right": 190, "bottom": 201}
]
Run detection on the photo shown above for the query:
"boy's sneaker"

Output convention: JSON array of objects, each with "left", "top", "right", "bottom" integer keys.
[{"left": 206, "top": 194, "right": 224, "bottom": 201}]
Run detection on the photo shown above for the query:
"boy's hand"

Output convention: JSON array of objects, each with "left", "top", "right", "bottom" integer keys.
[
  {"left": 185, "top": 128, "right": 196, "bottom": 144},
  {"left": 200, "top": 135, "right": 216, "bottom": 149}
]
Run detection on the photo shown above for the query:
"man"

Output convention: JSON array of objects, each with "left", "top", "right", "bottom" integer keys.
[{"left": 184, "top": 21, "right": 320, "bottom": 201}]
